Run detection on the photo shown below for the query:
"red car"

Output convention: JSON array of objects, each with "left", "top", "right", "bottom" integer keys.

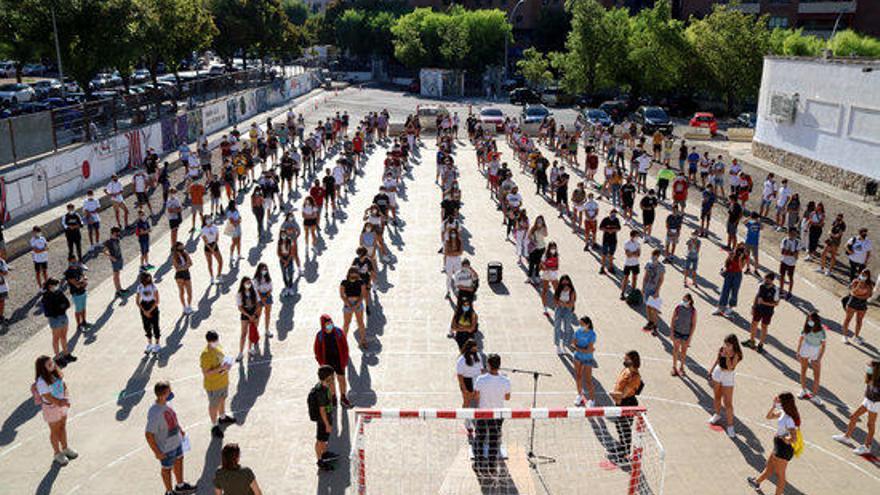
[{"left": 689, "top": 112, "right": 718, "bottom": 135}]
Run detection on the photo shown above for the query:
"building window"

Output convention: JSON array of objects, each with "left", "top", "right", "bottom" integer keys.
[{"left": 768, "top": 16, "right": 789, "bottom": 29}]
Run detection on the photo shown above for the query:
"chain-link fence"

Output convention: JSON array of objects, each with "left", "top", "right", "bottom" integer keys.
[{"left": 0, "top": 67, "right": 302, "bottom": 167}]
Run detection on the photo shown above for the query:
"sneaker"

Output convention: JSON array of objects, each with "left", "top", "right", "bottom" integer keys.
[
  {"left": 54, "top": 452, "right": 69, "bottom": 466},
  {"left": 853, "top": 336, "right": 865, "bottom": 345},
  {"left": 340, "top": 395, "right": 353, "bottom": 408},
  {"left": 235, "top": 353, "right": 243, "bottom": 362},
  {"left": 585, "top": 399, "right": 595, "bottom": 408},
  {"left": 218, "top": 415, "right": 236, "bottom": 425},
  {"left": 756, "top": 343, "right": 765, "bottom": 354},
  {"left": 599, "top": 267, "right": 606, "bottom": 275},
  {"left": 556, "top": 344, "right": 564, "bottom": 355},
  {"left": 746, "top": 477, "right": 760, "bottom": 489},
  {"left": 814, "top": 267, "right": 824, "bottom": 273},
  {"left": 708, "top": 414, "right": 722, "bottom": 425},
  {"left": 712, "top": 308, "right": 724, "bottom": 316},
  {"left": 211, "top": 425, "right": 224, "bottom": 438},
  {"left": 811, "top": 396, "right": 823, "bottom": 406},
  {"left": 842, "top": 335, "right": 850, "bottom": 344},
  {"left": 62, "top": 447, "right": 78, "bottom": 460},
  {"left": 152, "top": 344, "right": 161, "bottom": 355},
  {"left": 832, "top": 434, "right": 851, "bottom": 444},
  {"left": 144, "top": 343, "right": 153, "bottom": 355},
  {"left": 742, "top": 340, "right": 755, "bottom": 349},
  {"left": 265, "top": 330, "right": 274, "bottom": 338},
  {"left": 723, "top": 308, "right": 734, "bottom": 317},
  {"left": 797, "top": 389, "right": 809, "bottom": 399},
  {"left": 174, "top": 482, "right": 197, "bottom": 494},
  {"left": 64, "top": 354, "right": 77, "bottom": 363},
  {"left": 853, "top": 445, "right": 870, "bottom": 456},
  {"left": 574, "top": 395, "right": 584, "bottom": 406},
  {"left": 726, "top": 426, "right": 735, "bottom": 438},
  {"left": 248, "top": 348, "right": 257, "bottom": 357}
]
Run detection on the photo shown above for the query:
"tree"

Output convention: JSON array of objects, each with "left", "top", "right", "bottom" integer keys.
[
  {"left": 459, "top": 8, "right": 511, "bottom": 71},
  {"left": 211, "top": 0, "right": 255, "bottom": 67},
  {"left": 135, "top": 0, "right": 217, "bottom": 85},
  {"left": 516, "top": 47, "right": 553, "bottom": 88},
  {"left": 626, "top": 0, "right": 689, "bottom": 96},
  {"left": 686, "top": 4, "right": 770, "bottom": 112},
  {"left": 830, "top": 30, "right": 880, "bottom": 58},
  {"left": 210, "top": 0, "right": 300, "bottom": 69},
  {"left": 281, "top": 0, "right": 309, "bottom": 25},
  {"left": 768, "top": 28, "right": 823, "bottom": 57},
  {"left": 558, "top": 0, "right": 629, "bottom": 94},
  {"left": 0, "top": 0, "right": 45, "bottom": 83}
]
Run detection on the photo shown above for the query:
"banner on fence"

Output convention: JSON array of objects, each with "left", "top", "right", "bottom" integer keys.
[{"left": 202, "top": 101, "right": 229, "bottom": 134}]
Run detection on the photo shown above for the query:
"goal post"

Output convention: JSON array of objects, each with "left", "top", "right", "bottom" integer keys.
[{"left": 351, "top": 407, "right": 665, "bottom": 495}]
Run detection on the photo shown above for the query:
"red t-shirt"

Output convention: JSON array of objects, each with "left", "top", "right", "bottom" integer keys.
[{"left": 310, "top": 186, "right": 325, "bottom": 206}]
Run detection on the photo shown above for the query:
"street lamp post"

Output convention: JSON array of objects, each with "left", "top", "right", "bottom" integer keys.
[
  {"left": 50, "top": 4, "right": 66, "bottom": 98},
  {"left": 504, "top": 0, "right": 526, "bottom": 84}
]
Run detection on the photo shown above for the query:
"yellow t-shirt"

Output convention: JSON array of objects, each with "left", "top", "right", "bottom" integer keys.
[{"left": 200, "top": 346, "right": 228, "bottom": 391}]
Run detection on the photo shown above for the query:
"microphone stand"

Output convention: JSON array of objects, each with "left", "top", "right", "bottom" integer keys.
[{"left": 501, "top": 367, "right": 555, "bottom": 468}]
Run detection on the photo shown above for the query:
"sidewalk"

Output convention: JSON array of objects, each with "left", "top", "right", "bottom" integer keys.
[{"left": 1, "top": 86, "right": 329, "bottom": 262}]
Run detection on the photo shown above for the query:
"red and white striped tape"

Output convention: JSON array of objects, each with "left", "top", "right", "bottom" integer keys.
[{"left": 354, "top": 407, "right": 646, "bottom": 420}]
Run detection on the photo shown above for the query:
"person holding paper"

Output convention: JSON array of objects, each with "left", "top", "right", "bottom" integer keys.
[
  {"left": 201, "top": 331, "right": 236, "bottom": 439},
  {"left": 145, "top": 381, "right": 197, "bottom": 495}
]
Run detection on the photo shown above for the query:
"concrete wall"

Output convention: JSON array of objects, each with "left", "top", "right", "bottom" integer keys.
[{"left": 754, "top": 57, "right": 880, "bottom": 186}]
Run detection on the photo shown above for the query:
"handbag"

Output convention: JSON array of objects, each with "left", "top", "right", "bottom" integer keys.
[
  {"left": 223, "top": 221, "right": 235, "bottom": 237},
  {"left": 248, "top": 322, "right": 260, "bottom": 345}
]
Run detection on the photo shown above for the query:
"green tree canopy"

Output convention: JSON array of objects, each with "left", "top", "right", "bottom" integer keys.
[
  {"left": 516, "top": 47, "right": 553, "bottom": 88},
  {"left": 135, "top": 0, "right": 217, "bottom": 82},
  {"left": 830, "top": 30, "right": 880, "bottom": 58}
]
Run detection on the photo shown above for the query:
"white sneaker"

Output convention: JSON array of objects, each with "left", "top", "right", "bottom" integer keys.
[
  {"left": 210, "top": 277, "right": 215, "bottom": 285},
  {"left": 556, "top": 344, "right": 564, "bottom": 355},
  {"left": 811, "top": 395, "right": 823, "bottom": 406},
  {"left": 842, "top": 335, "right": 850, "bottom": 344},
  {"left": 708, "top": 414, "right": 722, "bottom": 425},
  {"left": 723, "top": 308, "right": 734, "bottom": 317},
  {"left": 797, "top": 389, "right": 809, "bottom": 399},
  {"left": 814, "top": 267, "right": 824, "bottom": 273},
  {"left": 832, "top": 434, "right": 851, "bottom": 445},
  {"left": 144, "top": 343, "right": 152, "bottom": 355},
  {"left": 574, "top": 395, "right": 584, "bottom": 406},
  {"left": 824, "top": 269, "right": 831, "bottom": 276},
  {"left": 712, "top": 308, "right": 724, "bottom": 316},
  {"left": 54, "top": 452, "right": 69, "bottom": 466},
  {"left": 726, "top": 426, "right": 736, "bottom": 438},
  {"left": 62, "top": 447, "right": 78, "bottom": 459},
  {"left": 853, "top": 336, "right": 865, "bottom": 345},
  {"left": 235, "top": 353, "right": 243, "bottom": 362},
  {"left": 853, "top": 445, "right": 870, "bottom": 456},
  {"left": 585, "top": 399, "right": 595, "bottom": 408},
  {"left": 152, "top": 344, "right": 161, "bottom": 354},
  {"left": 265, "top": 330, "right": 273, "bottom": 338}
]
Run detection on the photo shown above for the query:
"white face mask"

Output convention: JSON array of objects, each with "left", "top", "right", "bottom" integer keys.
[
  {"left": 244, "top": 283, "right": 252, "bottom": 290},
  {"left": 859, "top": 275, "right": 868, "bottom": 281}
]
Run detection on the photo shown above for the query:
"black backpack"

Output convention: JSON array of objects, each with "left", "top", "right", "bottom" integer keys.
[{"left": 307, "top": 384, "right": 325, "bottom": 421}]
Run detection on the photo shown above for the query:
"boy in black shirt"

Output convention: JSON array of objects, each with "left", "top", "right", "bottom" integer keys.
[
  {"left": 309, "top": 365, "right": 339, "bottom": 471},
  {"left": 599, "top": 210, "right": 622, "bottom": 275}
]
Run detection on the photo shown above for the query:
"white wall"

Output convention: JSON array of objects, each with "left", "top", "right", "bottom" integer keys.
[{"left": 755, "top": 57, "right": 880, "bottom": 179}]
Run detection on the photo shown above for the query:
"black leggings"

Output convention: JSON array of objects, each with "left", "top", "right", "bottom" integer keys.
[
  {"left": 614, "top": 396, "right": 639, "bottom": 455},
  {"left": 140, "top": 303, "right": 160, "bottom": 340},
  {"left": 528, "top": 248, "right": 545, "bottom": 278},
  {"left": 808, "top": 225, "right": 822, "bottom": 253}
]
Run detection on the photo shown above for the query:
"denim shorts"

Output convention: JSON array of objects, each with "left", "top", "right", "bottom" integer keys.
[
  {"left": 160, "top": 445, "right": 183, "bottom": 469},
  {"left": 111, "top": 259, "right": 124, "bottom": 272},
  {"left": 48, "top": 314, "right": 68, "bottom": 330},
  {"left": 684, "top": 256, "right": 699, "bottom": 272},
  {"left": 72, "top": 293, "right": 87, "bottom": 312}
]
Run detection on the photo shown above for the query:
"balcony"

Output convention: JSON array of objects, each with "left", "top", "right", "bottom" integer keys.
[
  {"left": 798, "top": 1, "right": 857, "bottom": 14},
  {"left": 730, "top": 2, "right": 760, "bottom": 14}
]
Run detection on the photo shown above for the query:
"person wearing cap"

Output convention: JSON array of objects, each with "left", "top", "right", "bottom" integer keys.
[
  {"left": 104, "top": 174, "right": 129, "bottom": 229},
  {"left": 313, "top": 315, "right": 351, "bottom": 408}
]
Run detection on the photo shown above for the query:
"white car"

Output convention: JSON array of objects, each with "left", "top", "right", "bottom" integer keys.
[
  {"left": 0, "top": 83, "right": 36, "bottom": 104},
  {"left": 417, "top": 105, "right": 449, "bottom": 130},
  {"left": 478, "top": 107, "right": 505, "bottom": 131},
  {"left": 0, "top": 61, "right": 16, "bottom": 78}
]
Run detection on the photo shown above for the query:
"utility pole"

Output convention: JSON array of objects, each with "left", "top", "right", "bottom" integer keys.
[
  {"left": 51, "top": 3, "right": 66, "bottom": 98},
  {"left": 504, "top": 0, "right": 526, "bottom": 84}
]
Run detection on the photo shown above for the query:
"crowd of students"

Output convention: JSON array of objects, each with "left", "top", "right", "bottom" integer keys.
[{"left": 3, "top": 101, "right": 879, "bottom": 494}]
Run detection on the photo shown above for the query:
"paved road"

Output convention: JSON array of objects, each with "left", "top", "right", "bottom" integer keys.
[{"left": 0, "top": 88, "right": 877, "bottom": 495}]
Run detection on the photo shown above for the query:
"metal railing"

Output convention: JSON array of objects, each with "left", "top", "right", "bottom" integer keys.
[{"left": 1, "top": 67, "right": 303, "bottom": 167}]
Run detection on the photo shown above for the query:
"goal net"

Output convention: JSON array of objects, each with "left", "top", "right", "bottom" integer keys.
[{"left": 351, "top": 407, "right": 665, "bottom": 495}]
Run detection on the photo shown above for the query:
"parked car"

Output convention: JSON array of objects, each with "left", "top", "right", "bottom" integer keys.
[
  {"left": 62, "top": 78, "right": 81, "bottom": 93},
  {"left": 32, "top": 79, "right": 63, "bottom": 99},
  {"left": 509, "top": 87, "right": 543, "bottom": 106},
  {"left": 132, "top": 69, "right": 151, "bottom": 83},
  {"left": 417, "top": 105, "right": 449, "bottom": 130},
  {"left": 0, "top": 83, "right": 36, "bottom": 104},
  {"left": 541, "top": 86, "right": 575, "bottom": 107},
  {"left": 736, "top": 112, "right": 756, "bottom": 128},
  {"left": 207, "top": 65, "right": 226, "bottom": 76},
  {"left": 0, "top": 61, "right": 16, "bottom": 78},
  {"left": 521, "top": 104, "right": 551, "bottom": 124},
  {"left": 633, "top": 105, "right": 673, "bottom": 135},
  {"left": 577, "top": 108, "right": 613, "bottom": 128},
  {"left": 478, "top": 107, "right": 505, "bottom": 131},
  {"left": 689, "top": 112, "right": 718, "bottom": 135},
  {"left": 22, "top": 63, "right": 47, "bottom": 76},
  {"left": 598, "top": 100, "right": 627, "bottom": 124}
]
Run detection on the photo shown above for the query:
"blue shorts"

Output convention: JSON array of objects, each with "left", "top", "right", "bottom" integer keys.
[
  {"left": 72, "top": 293, "right": 87, "bottom": 312},
  {"left": 574, "top": 355, "right": 597, "bottom": 367},
  {"left": 259, "top": 293, "right": 273, "bottom": 306},
  {"left": 48, "top": 314, "right": 68, "bottom": 330},
  {"left": 160, "top": 445, "right": 183, "bottom": 469},
  {"left": 111, "top": 259, "right": 124, "bottom": 272},
  {"left": 138, "top": 236, "right": 150, "bottom": 256},
  {"left": 684, "top": 256, "right": 699, "bottom": 272},
  {"left": 746, "top": 242, "right": 759, "bottom": 258}
]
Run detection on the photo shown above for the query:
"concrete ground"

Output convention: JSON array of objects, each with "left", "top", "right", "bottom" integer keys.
[{"left": 0, "top": 88, "right": 878, "bottom": 495}]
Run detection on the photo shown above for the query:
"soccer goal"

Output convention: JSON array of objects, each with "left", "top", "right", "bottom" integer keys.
[{"left": 351, "top": 407, "right": 665, "bottom": 495}]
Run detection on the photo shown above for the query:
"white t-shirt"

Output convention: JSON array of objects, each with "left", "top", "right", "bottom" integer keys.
[
  {"left": 254, "top": 277, "right": 272, "bottom": 294},
  {"left": 780, "top": 238, "right": 801, "bottom": 266},
  {"left": 624, "top": 239, "right": 641, "bottom": 266},
  {"left": 456, "top": 355, "right": 483, "bottom": 379},
  {"left": 474, "top": 373, "right": 511, "bottom": 409},
  {"left": 584, "top": 200, "right": 599, "bottom": 220},
  {"left": 137, "top": 283, "right": 157, "bottom": 302},
  {"left": 506, "top": 193, "right": 522, "bottom": 209},
  {"left": 0, "top": 258, "right": 9, "bottom": 293},
  {"left": 636, "top": 154, "right": 651, "bottom": 174},
  {"left": 776, "top": 186, "right": 791, "bottom": 207},
  {"left": 83, "top": 197, "right": 100, "bottom": 223},
  {"left": 333, "top": 166, "right": 345, "bottom": 183},
  {"left": 106, "top": 181, "right": 124, "bottom": 201},
  {"left": 36, "top": 376, "right": 65, "bottom": 400},
  {"left": 776, "top": 412, "right": 797, "bottom": 437},
  {"left": 761, "top": 180, "right": 776, "bottom": 201},
  {"left": 848, "top": 237, "right": 873, "bottom": 264},
  {"left": 31, "top": 236, "right": 48, "bottom": 263},
  {"left": 453, "top": 267, "right": 476, "bottom": 289},
  {"left": 201, "top": 225, "right": 219, "bottom": 244},
  {"left": 134, "top": 174, "right": 147, "bottom": 193}
]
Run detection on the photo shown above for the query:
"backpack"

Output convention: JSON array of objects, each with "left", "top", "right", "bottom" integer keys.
[
  {"left": 307, "top": 384, "right": 325, "bottom": 422},
  {"left": 626, "top": 288, "right": 643, "bottom": 306}
]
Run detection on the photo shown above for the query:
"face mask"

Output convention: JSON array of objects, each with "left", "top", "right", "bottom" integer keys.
[
  {"left": 623, "top": 361, "right": 631, "bottom": 368},
  {"left": 867, "top": 366, "right": 874, "bottom": 375},
  {"left": 859, "top": 275, "right": 867, "bottom": 281},
  {"left": 244, "top": 283, "right": 252, "bottom": 289},
  {"left": 208, "top": 342, "right": 218, "bottom": 349},
  {"left": 807, "top": 320, "right": 815, "bottom": 328},
  {"left": 462, "top": 305, "right": 471, "bottom": 312},
  {"left": 324, "top": 324, "right": 333, "bottom": 331},
  {"left": 166, "top": 392, "right": 175, "bottom": 402},
  {"left": 261, "top": 269, "right": 268, "bottom": 275}
]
